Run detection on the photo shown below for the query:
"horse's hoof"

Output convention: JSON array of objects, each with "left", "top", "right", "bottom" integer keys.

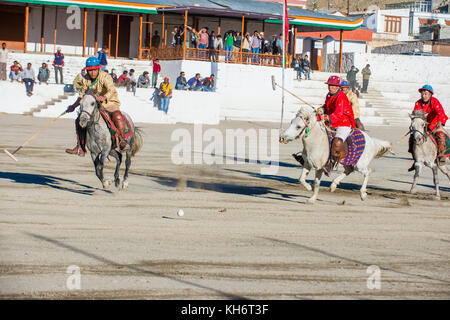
[
  {"left": 122, "top": 180, "right": 129, "bottom": 190},
  {"left": 330, "top": 184, "right": 337, "bottom": 193},
  {"left": 434, "top": 195, "right": 441, "bottom": 201},
  {"left": 306, "top": 198, "right": 316, "bottom": 204},
  {"left": 410, "top": 189, "right": 417, "bottom": 195},
  {"left": 115, "top": 179, "right": 121, "bottom": 188},
  {"left": 102, "top": 180, "right": 111, "bottom": 189},
  {"left": 302, "top": 183, "right": 312, "bottom": 191},
  {"left": 361, "top": 192, "right": 367, "bottom": 201}
]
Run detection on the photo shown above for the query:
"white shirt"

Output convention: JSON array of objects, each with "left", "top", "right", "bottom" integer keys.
[{"left": 0, "top": 48, "right": 8, "bottom": 63}]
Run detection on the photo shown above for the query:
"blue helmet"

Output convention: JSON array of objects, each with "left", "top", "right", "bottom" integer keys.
[
  {"left": 418, "top": 84, "right": 433, "bottom": 95},
  {"left": 341, "top": 80, "right": 349, "bottom": 87},
  {"left": 85, "top": 57, "right": 100, "bottom": 70}
]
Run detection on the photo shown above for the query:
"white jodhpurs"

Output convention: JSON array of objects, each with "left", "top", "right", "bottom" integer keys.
[{"left": 335, "top": 126, "right": 352, "bottom": 141}]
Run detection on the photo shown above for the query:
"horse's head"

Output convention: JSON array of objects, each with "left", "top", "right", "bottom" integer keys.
[
  {"left": 79, "top": 90, "right": 98, "bottom": 128},
  {"left": 279, "top": 106, "right": 317, "bottom": 144},
  {"left": 409, "top": 111, "right": 428, "bottom": 145}
]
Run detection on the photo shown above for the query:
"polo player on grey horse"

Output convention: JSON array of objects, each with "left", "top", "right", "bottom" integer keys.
[{"left": 65, "top": 57, "right": 130, "bottom": 156}]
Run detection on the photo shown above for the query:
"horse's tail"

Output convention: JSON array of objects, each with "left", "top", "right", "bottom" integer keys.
[
  {"left": 372, "top": 138, "right": 393, "bottom": 158},
  {"left": 131, "top": 127, "right": 144, "bottom": 157}
]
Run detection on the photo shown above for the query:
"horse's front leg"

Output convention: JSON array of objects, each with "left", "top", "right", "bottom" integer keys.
[
  {"left": 307, "top": 169, "right": 323, "bottom": 204},
  {"left": 122, "top": 151, "right": 132, "bottom": 189},
  {"left": 410, "top": 162, "right": 423, "bottom": 194},
  {"left": 299, "top": 164, "right": 312, "bottom": 191},
  {"left": 359, "top": 167, "right": 372, "bottom": 201},
  {"left": 432, "top": 165, "right": 441, "bottom": 200},
  {"left": 94, "top": 152, "right": 110, "bottom": 189},
  {"left": 330, "top": 166, "right": 354, "bottom": 192}
]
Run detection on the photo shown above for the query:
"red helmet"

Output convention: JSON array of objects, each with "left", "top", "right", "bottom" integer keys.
[{"left": 325, "top": 75, "right": 341, "bottom": 86}]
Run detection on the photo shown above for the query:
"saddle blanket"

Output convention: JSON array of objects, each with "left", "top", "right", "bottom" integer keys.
[
  {"left": 100, "top": 111, "right": 133, "bottom": 141},
  {"left": 429, "top": 131, "right": 450, "bottom": 158},
  {"left": 327, "top": 129, "right": 366, "bottom": 165}
]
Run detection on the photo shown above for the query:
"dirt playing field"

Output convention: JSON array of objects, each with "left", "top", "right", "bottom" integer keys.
[{"left": 0, "top": 113, "right": 449, "bottom": 299}]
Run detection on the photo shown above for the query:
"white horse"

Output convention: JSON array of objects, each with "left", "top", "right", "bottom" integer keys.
[
  {"left": 409, "top": 112, "right": 450, "bottom": 199},
  {"left": 279, "top": 106, "right": 392, "bottom": 203}
]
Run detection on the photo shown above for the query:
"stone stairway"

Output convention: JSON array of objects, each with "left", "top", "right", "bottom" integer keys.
[{"left": 23, "top": 92, "right": 75, "bottom": 116}]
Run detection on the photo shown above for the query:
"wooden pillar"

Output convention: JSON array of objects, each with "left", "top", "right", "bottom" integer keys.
[
  {"left": 293, "top": 25, "right": 297, "bottom": 58},
  {"left": 94, "top": 10, "right": 98, "bottom": 54},
  {"left": 162, "top": 12, "right": 165, "bottom": 47},
  {"left": 40, "top": 6, "right": 45, "bottom": 52},
  {"left": 150, "top": 23, "right": 153, "bottom": 48},
  {"left": 138, "top": 14, "right": 143, "bottom": 60},
  {"left": 183, "top": 10, "right": 188, "bottom": 60},
  {"left": 165, "top": 29, "right": 167, "bottom": 47},
  {"left": 240, "top": 15, "right": 245, "bottom": 62},
  {"left": 108, "top": 17, "right": 112, "bottom": 52},
  {"left": 262, "top": 20, "right": 265, "bottom": 33},
  {"left": 145, "top": 14, "right": 149, "bottom": 47},
  {"left": 82, "top": 8, "right": 87, "bottom": 57},
  {"left": 115, "top": 14, "right": 120, "bottom": 58},
  {"left": 53, "top": 8, "right": 57, "bottom": 53},
  {"left": 218, "top": 18, "right": 221, "bottom": 35},
  {"left": 339, "top": 29, "right": 343, "bottom": 73},
  {"left": 24, "top": 4, "right": 29, "bottom": 53}
]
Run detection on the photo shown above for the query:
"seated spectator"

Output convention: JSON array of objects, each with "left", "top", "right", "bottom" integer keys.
[
  {"left": 138, "top": 71, "right": 150, "bottom": 88},
  {"left": 127, "top": 68, "right": 136, "bottom": 92},
  {"left": 37, "top": 62, "right": 50, "bottom": 84},
  {"left": 176, "top": 71, "right": 189, "bottom": 90},
  {"left": 159, "top": 77, "right": 172, "bottom": 114},
  {"left": 187, "top": 73, "right": 202, "bottom": 91},
  {"left": 21, "top": 62, "right": 36, "bottom": 97},
  {"left": 9, "top": 61, "right": 23, "bottom": 82},
  {"left": 202, "top": 74, "right": 216, "bottom": 92},
  {"left": 116, "top": 70, "right": 130, "bottom": 87},
  {"left": 110, "top": 68, "right": 118, "bottom": 83}
]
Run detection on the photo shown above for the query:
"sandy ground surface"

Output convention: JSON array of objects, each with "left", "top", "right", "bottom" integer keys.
[{"left": 0, "top": 113, "right": 449, "bottom": 300}]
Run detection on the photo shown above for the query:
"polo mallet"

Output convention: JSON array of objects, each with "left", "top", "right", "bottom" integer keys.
[
  {"left": 3, "top": 110, "right": 67, "bottom": 162},
  {"left": 271, "top": 75, "right": 315, "bottom": 109}
]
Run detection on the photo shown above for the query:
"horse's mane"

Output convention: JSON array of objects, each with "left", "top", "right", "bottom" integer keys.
[
  {"left": 412, "top": 110, "right": 426, "bottom": 120},
  {"left": 296, "top": 105, "right": 315, "bottom": 118}
]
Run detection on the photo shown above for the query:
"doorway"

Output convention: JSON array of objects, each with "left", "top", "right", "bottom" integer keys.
[{"left": 103, "top": 14, "right": 132, "bottom": 58}]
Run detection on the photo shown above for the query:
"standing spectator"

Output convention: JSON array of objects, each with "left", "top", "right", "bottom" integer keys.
[
  {"left": 250, "top": 31, "right": 261, "bottom": 63},
  {"left": 176, "top": 71, "right": 189, "bottom": 90},
  {"left": 127, "top": 69, "right": 136, "bottom": 92},
  {"left": 21, "top": 63, "right": 36, "bottom": 96},
  {"left": 214, "top": 35, "right": 224, "bottom": 61},
  {"left": 53, "top": 47, "right": 64, "bottom": 84},
  {"left": 9, "top": 61, "right": 23, "bottom": 82},
  {"left": 97, "top": 46, "right": 108, "bottom": 71},
  {"left": 198, "top": 28, "right": 209, "bottom": 49},
  {"left": 171, "top": 27, "right": 178, "bottom": 47},
  {"left": 151, "top": 30, "right": 161, "bottom": 48},
  {"left": 38, "top": 62, "right": 50, "bottom": 84},
  {"left": 0, "top": 42, "right": 8, "bottom": 81},
  {"left": 152, "top": 58, "right": 161, "bottom": 88},
  {"left": 187, "top": 73, "right": 202, "bottom": 91},
  {"left": 276, "top": 34, "right": 283, "bottom": 55},
  {"left": 293, "top": 56, "right": 301, "bottom": 80},
  {"left": 117, "top": 70, "right": 130, "bottom": 87},
  {"left": 225, "top": 32, "right": 234, "bottom": 62},
  {"left": 346, "top": 65, "right": 359, "bottom": 92},
  {"left": 361, "top": 64, "right": 371, "bottom": 93},
  {"left": 303, "top": 55, "right": 311, "bottom": 80},
  {"left": 233, "top": 32, "right": 242, "bottom": 53},
  {"left": 242, "top": 32, "right": 251, "bottom": 53},
  {"left": 271, "top": 35, "right": 278, "bottom": 55},
  {"left": 159, "top": 77, "right": 172, "bottom": 114},
  {"left": 259, "top": 32, "right": 265, "bottom": 52},
  {"left": 138, "top": 71, "right": 151, "bottom": 88},
  {"left": 208, "top": 31, "right": 216, "bottom": 61},
  {"left": 202, "top": 74, "right": 215, "bottom": 92}
]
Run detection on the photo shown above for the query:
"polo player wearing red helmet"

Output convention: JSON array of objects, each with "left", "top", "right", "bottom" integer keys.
[
  {"left": 319, "top": 75, "right": 356, "bottom": 175},
  {"left": 65, "top": 57, "right": 129, "bottom": 156},
  {"left": 408, "top": 84, "right": 448, "bottom": 170}
]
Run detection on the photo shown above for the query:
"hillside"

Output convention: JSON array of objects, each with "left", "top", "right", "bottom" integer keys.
[{"left": 305, "top": 0, "right": 416, "bottom": 13}]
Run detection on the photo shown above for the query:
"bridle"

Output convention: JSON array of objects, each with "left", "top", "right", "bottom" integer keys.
[
  {"left": 409, "top": 116, "right": 428, "bottom": 145},
  {"left": 80, "top": 94, "right": 101, "bottom": 124}
]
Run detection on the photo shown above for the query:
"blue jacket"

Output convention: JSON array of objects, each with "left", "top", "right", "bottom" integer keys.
[
  {"left": 187, "top": 77, "right": 201, "bottom": 87},
  {"left": 97, "top": 50, "right": 108, "bottom": 66},
  {"left": 53, "top": 52, "right": 64, "bottom": 67}
]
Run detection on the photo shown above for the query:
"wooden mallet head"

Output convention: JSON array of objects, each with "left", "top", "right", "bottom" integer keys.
[
  {"left": 4, "top": 149, "right": 18, "bottom": 162},
  {"left": 271, "top": 75, "right": 276, "bottom": 91}
]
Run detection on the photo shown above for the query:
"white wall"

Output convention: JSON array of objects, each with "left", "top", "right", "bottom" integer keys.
[{"left": 353, "top": 52, "right": 450, "bottom": 84}]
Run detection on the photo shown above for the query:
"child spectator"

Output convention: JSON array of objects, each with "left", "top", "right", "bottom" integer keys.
[
  {"left": 37, "top": 62, "right": 50, "bottom": 84},
  {"left": 152, "top": 58, "right": 161, "bottom": 88},
  {"left": 53, "top": 47, "right": 64, "bottom": 84}
]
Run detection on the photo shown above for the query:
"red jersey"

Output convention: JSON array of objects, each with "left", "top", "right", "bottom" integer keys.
[
  {"left": 117, "top": 74, "right": 130, "bottom": 83},
  {"left": 320, "top": 89, "right": 356, "bottom": 128},
  {"left": 412, "top": 97, "right": 448, "bottom": 131}
]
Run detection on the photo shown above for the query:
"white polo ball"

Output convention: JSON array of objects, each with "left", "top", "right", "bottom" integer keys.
[{"left": 177, "top": 209, "right": 184, "bottom": 217}]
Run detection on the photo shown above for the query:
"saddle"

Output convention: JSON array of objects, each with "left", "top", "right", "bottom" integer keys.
[
  {"left": 100, "top": 110, "right": 132, "bottom": 149},
  {"left": 326, "top": 128, "right": 366, "bottom": 166},
  {"left": 428, "top": 131, "right": 450, "bottom": 158}
]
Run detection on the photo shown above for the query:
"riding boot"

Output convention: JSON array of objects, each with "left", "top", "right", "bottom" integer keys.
[
  {"left": 111, "top": 110, "right": 130, "bottom": 151},
  {"left": 407, "top": 135, "right": 416, "bottom": 172},
  {"left": 292, "top": 152, "right": 305, "bottom": 166},
  {"left": 65, "top": 117, "right": 86, "bottom": 156},
  {"left": 323, "top": 137, "right": 345, "bottom": 176},
  {"left": 435, "top": 131, "right": 447, "bottom": 165}
]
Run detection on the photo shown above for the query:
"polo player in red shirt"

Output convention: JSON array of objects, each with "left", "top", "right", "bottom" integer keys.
[
  {"left": 408, "top": 84, "right": 448, "bottom": 170},
  {"left": 319, "top": 76, "right": 356, "bottom": 175}
]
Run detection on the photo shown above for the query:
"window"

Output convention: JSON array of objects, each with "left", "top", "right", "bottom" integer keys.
[{"left": 385, "top": 16, "right": 402, "bottom": 33}]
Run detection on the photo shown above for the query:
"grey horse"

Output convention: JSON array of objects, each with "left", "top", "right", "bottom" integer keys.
[
  {"left": 409, "top": 110, "right": 450, "bottom": 199},
  {"left": 78, "top": 91, "right": 143, "bottom": 189}
]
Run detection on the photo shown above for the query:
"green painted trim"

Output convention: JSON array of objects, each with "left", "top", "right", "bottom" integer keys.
[
  {"left": 265, "top": 19, "right": 362, "bottom": 30},
  {"left": 1, "top": 0, "right": 158, "bottom": 14}
]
